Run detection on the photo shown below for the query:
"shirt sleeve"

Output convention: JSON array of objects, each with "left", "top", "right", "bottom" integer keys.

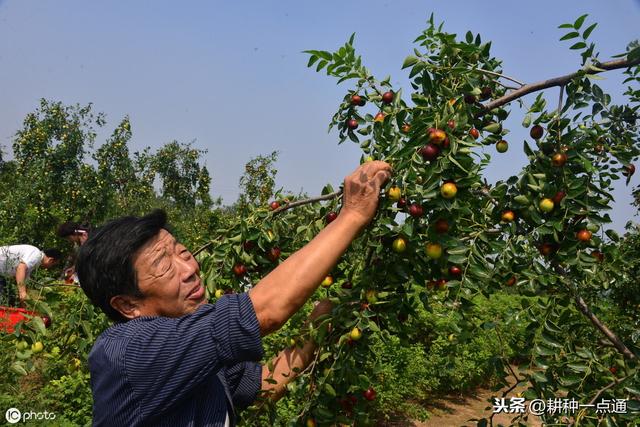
[
  {"left": 20, "top": 247, "right": 43, "bottom": 271},
  {"left": 123, "top": 292, "right": 264, "bottom": 417},
  {"left": 223, "top": 361, "right": 263, "bottom": 409}
]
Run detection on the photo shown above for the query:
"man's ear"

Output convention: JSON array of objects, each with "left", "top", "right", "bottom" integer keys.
[{"left": 110, "top": 295, "right": 143, "bottom": 320}]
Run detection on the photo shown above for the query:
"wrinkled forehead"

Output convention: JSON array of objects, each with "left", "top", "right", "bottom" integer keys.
[{"left": 133, "top": 229, "right": 176, "bottom": 267}]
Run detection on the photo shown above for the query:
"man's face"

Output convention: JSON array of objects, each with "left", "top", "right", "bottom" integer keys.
[
  {"left": 67, "top": 233, "right": 87, "bottom": 246},
  {"left": 41, "top": 257, "right": 59, "bottom": 269},
  {"left": 67, "top": 235, "right": 81, "bottom": 245},
  {"left": 131, "top": 229, "right": 206, "bottom": 318}
]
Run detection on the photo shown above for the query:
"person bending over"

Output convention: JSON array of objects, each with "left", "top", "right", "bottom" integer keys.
[{"left": 0, "top": 245, "right": 62, "bottom": 305}]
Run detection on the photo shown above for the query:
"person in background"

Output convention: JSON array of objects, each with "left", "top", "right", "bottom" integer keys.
[
  {"left": 57, "top": 221, "right": 91, "bottom": 284},
  {"left": 0, "top": 245, "right": 62, "bottom": 306},
  {"left": 57, "top": 222, "right": 90, "bottom": 247}
]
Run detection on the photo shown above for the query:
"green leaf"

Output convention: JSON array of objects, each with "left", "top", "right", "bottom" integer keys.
[
  {"left": 624, "top": 386, "right": 640, "bottom": 397},
  {"left": 522, "top": 113, "right": 532, "bottom": 128},
  {"left": 449, "top": 156, "right": 469, "bottom": 173},
  {"left": 541, "top": 331, "right": 563, "bottom": 348},
  {"left": 31, "top": 316, "right": 46, "bottom": 335},
  {"left": 574, "top": 14, "right": 588, "bottom": 30},
  {"left": 307, "top": 55, "right": 319, "bottom": 68},
  {"left": 570, "top": 42, "right": 587, "bottom": 50},
  {"left": 10, "top": 362, "right": 28, "bottom": 376},
  {"left": 558, "top": 374, "right": 582, "bottom": 387},
  {"left": 534, "top": 344, "right": 556, "bottom": 356},
  {"left": 402, "top": 55, "right": 419, "bottom": 69},
  {"left": 448, "top": 254, "right": 467, "bottom": 265},
  {"left": 447, "top": 246, "right": 469, "bottom": 255},
  {"left": 567, "top": 363, "right": 588, "bottom": 373},
  {"left": 582, "top": 23, "right": 597, "bottom": 40},
  {"left": 324, "top": 383, "right": 337, "bottom": 397},
  {"left": 483, "top": 122, "right": 502, "bottom": 134},
  {"left": 585, "top": 74, "right": 604, "bottom": 80},
  {"left": 465, "top": 31, "right": 473, "bottom": 43},
  {"left": 531, "top": 371, "right": 548, "bottom": 383},
  {"left": 316, "top": 60, "right": 328, "bottom": 72},
  {"left": 605, "top": 229, "right": 619, "bottom": 242},
  {"left": 558, "top": 23, "right": 574, "bottom": 29},
  {"left": 544, "top": 320, "right": 562, "bottom": 334},
  {"left": 560, "top": 32, "right": 580, "bottom": 41},
  {"left": 469, "top": 265, "right": 491, "bottom": 280},
  {"left": 514, "top": 195, "right": 530, "bottom": 205},
  {"left": 482, "top": 321, "right": 496, "bottom": 330}
]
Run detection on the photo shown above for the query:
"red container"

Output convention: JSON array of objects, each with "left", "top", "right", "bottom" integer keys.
[{"left": 0, "top": 306, "right": 50, "bottom": 333}]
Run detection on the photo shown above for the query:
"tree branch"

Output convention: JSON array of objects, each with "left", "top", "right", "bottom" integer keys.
[
  {"left": 552, "top": 264, "right": 637, "bottom": 360},
  {"left": 478, "top": 56, "right": 640, "bottom": 115},
  {"left": 588, "top": 375, "right": 630, "bottom": 406},
  {"left": 573, "top": 294, "right": 636, "bottom": 360},
  {"left": 474, "top": 68, "right": 525, "bottom": 87},
  {"left": 553, "top": 263, "right": 637, "bottom": 360},
  {"left": 272, "top": 190, "right": 343, "bottom": 214}
]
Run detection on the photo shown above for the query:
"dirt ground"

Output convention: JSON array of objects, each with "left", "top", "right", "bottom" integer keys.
[
  {"left": 415, "top": 383, "right": 543, "bottom": 427},
  {"left": 380, "top": 366, "right": 544, "bottom": 427}
]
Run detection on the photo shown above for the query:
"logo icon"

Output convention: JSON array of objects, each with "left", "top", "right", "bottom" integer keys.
[{"left": 5, "top": 408, "right": 21, "bottom": 424}]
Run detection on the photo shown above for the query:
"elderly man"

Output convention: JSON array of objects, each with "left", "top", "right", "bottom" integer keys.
[
  {"left": 0, "top": 245, "right": 62, "bottom": 305},
  {"left": 76, "top": 161, "right": 391, "bottom": 426}
]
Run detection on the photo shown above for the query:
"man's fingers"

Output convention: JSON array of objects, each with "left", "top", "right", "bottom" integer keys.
[
  {"left": 364, "top": 161, "right": 392, "bottom": 179},
  {"left": 350, "top": 160, "right": 392, "bottom": 178},
  {"left": 372, "top": 169, "right": 392, "bottom": 189}
]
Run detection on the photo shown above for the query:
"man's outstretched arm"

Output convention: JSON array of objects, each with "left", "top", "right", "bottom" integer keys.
[
  {"left": 15, "top": 262, "right": 29, "bottom": 303},
  {"left": 248, "top": 161, "right": 391, "bottom": 335}
]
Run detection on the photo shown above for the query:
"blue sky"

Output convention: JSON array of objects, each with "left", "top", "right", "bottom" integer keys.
[{"left": 0, "top": 1, "right": 638, "bottom": 230}]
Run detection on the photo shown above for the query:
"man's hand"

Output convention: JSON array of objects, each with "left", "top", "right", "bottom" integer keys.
[
  {"left": 340, "top": 160, "right": 392, "bottom": 228},
  {"left": 308, "top": 299, "right": 333, "bottom": 323},
  {"left": 18, "top": 287, "right": 28, "bottom": 304},
  {"left": 260, "top": 299, "right": 334, "bottom": 402}
]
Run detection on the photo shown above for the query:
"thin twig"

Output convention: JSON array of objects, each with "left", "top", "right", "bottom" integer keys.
[
  {"left": 272, "top": 190, "right": 343, "bottom": 215},
  {"left": 557, "top": 84, "right": 565, "bottom": 118},
  {"left": 588, "top": 375, "right": 630, "bottom": 405},
  {"left": 193, "top": 236, "right": 225, "bottom": 257},
  {"left": 478, "top": 56, "right": 640, "bottom": 116},
  {"left": 494, "top": 81, "right": 519, "bottom": 91},
  {"left": 42, "top": 283, "right": 82, "bottom": 288},
  {"left": 474, "top": 68, "right": 525, "bottom": 86}
]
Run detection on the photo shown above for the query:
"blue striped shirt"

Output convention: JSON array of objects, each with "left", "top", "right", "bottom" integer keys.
[{"left": 88, "top": 293, "right": 264, "bottom": 426}]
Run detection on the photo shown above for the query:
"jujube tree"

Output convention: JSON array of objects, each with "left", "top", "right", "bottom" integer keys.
[{"left": 200, "top": 14, "right": 640, "bottom": 426}]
